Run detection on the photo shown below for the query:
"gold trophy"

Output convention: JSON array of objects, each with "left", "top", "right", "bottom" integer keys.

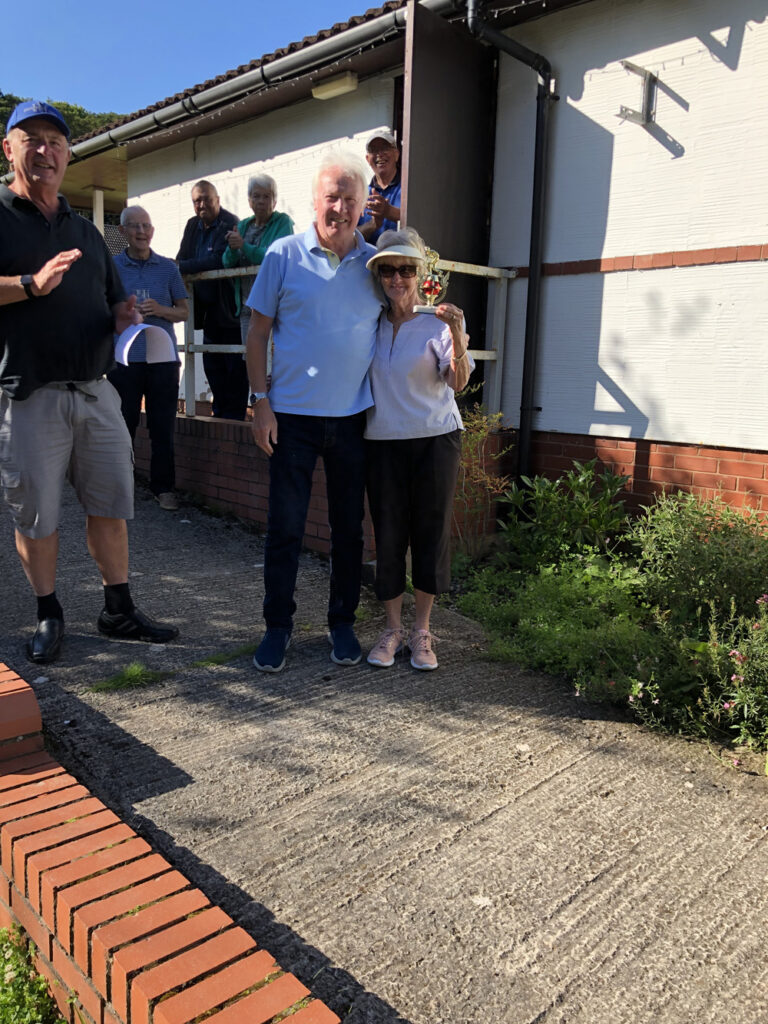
[{"left": 413, "top": 247, "right": 450, "bottom": 314}]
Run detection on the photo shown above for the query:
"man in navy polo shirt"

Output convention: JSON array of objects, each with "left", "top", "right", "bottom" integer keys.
[
  {"left": 245, "top": 151, "right": 383, "bottom": 672},
  {"left": 176, "top": 181, "right": 246, "bottom": 420},
  {"left": 0, "top": 101, "right": 179, "bottom": 664},
  {"left": 109, "top": 206, "right": 188, "bottom": 511},
  {"left": 359, "top": 130, "right": 401, "bottom": 244}
]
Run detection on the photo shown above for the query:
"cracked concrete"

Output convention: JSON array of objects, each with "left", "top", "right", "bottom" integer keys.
[{"left": 2, "top": 483, "right": 768, "bottom": 1023}]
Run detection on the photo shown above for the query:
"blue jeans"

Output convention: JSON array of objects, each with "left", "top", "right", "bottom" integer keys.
[{"left": 264, "top": 411, "right": 366, "bottom": 631}]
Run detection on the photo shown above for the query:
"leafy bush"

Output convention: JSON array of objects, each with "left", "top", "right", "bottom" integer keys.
[
  {"left": 459, "top": 551, "right": 654, "bottom": 700},
  {"left": 497, "top": 459, "right": 630, "bottom": 570},
  {"left": 458, "top": 463, "right": 768, "bottom": 752},
  {"left": 628, "top": 492, "right": 768, "bottom": 628},
  {"left": 630, "top": 597, "right": 768, "bottom": 749},
  {"left": 0, "top": 926, "right": 65, "bottom": 1024}
]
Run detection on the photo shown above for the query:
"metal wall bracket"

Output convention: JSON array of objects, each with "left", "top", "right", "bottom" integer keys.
[{"left": 618, "top": 60, "right": 657, "bottom": 125}]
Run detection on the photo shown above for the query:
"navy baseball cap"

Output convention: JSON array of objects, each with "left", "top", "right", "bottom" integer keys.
[{"left": 6, "top": 100, "right": 71, "bottom": 140}]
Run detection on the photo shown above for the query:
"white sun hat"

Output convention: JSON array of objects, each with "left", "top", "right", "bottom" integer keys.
[{"left": 366, "top": 244, "right": 424, "bottom": 271}]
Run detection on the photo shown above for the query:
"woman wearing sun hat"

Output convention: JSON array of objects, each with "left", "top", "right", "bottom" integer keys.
[{"left": 364, "top": 226, "right": 473, "bottom": 671}]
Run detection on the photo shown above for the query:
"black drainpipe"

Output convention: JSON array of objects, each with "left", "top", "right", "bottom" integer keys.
[{"left": 466, "top": 0, "right": 557, "bottom": 480}]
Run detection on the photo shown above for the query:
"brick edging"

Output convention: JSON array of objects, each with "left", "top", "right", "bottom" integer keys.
[{"left": 0, "top": 665, "right": 339, "bottom": 1024}]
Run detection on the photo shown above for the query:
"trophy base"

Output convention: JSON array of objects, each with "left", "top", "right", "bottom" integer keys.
[{"left": 413, "top": 304, "right": 438, "bottom": 315}]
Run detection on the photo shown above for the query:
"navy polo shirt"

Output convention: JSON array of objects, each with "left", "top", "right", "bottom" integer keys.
[
  {"left": 359, "top": 171, "right": 402, "bottom": 243},
  {"left": 0, "top": 185, "right": 126, "bottom": 400}
]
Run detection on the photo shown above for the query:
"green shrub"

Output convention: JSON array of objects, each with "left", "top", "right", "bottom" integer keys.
[
  {"left": 497, "top": 459, "right": 630, "bottom": 570},
  {"left": 628, "top": 492, "right": 768, "bottom": 628},
  {"left": 459, "top": 551, "right": 654, "bottom": 699},
  {"left": 630, "top": 597, "right": 768, "bottom": 749},
  {"left": 458, "top": 463, "right": 768, "bottom": 752},
  {"left": 0, "top": 926, "right": 65, "bottom": 1024}
]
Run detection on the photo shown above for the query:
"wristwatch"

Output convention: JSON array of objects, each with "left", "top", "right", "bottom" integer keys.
[
  {"left": 248, "top": 391, "right": 268, "bottom": 406},
  {"left": 20, "top": 275, "right": 37, "bottom": 299}
]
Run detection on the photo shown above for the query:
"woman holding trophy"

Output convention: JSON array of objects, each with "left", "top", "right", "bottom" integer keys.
[{"left": 365, "top": 227, "right": 473, "bottom": 671}]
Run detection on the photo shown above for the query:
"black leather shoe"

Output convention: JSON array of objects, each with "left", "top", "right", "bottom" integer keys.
[
  {"left": 26, "top": 618, "right": 64, "bottom": 664},
  {"left": 97, "top": 607, "right": 179, "bottom": 643}
]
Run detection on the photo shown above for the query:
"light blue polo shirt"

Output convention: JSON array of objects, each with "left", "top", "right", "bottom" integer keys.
[{"left": 246, "top": 225, "right": 383, "bottom": 417}]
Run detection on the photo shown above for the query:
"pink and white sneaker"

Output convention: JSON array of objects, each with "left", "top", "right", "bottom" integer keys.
[
  {"left": 407, "top": 629, "right": 438, "bottom": 671},
  {"left": 367, "top": 627, "right": 406, "bottom": 668}
]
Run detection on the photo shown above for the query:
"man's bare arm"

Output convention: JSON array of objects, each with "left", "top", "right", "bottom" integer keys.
[{"left": 246, "top": 310, "right": 279, "bottom": 456}]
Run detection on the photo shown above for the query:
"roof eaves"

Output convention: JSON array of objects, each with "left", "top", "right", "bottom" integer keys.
[{"left": 71, "top": 1, "right": 407, "bottom": 144}]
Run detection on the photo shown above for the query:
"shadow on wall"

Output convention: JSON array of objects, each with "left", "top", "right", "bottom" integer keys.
[
  {"left": 500, "top": 0, "right": 764, "bottom": 444},
  {"left": 561, "top": 0, "right": 767, "bottom": 102}
]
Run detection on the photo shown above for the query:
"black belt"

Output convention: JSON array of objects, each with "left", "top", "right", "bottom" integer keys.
[{"left": 47, "top": 379, "right": 103, "bottom": 401}]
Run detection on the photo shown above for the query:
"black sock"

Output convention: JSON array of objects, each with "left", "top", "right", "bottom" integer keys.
[
  {"left": 37, "top": 592, "right": 63, "bottom": 622},
  {"left": 104, "top": 582, "right": 135, "bottom": 616}
]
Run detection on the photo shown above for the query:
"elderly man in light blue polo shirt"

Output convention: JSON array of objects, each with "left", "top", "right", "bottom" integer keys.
[{"left": 245, "top": 151, "right": 383, "bottom": 672}]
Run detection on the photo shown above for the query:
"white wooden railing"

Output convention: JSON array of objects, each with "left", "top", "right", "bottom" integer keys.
[{"left": 180, "top": 259, "right": 515, "bottom": 416}]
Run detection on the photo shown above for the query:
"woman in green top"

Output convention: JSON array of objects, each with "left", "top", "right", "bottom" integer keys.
[{"left": 223, "top": 174, "right": 294, "bottom": 344}]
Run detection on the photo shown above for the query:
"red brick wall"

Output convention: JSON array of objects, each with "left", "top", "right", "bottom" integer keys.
[
  {"left": 135, "top": 413, "right": 510, "bottom": 559},
  {"left": 134, "top": 413, "right": 377, "bottom": 561},
  {"left": 514, "top": 241, "right": 768, "bottom": 278},
  {"left": 0, "top": 665, "right": 339, "bottom": 1024},
  {"left": 136, "top": 418, "right": 766, "bottom": 555},
  {"left": 531, "top": 432, "right": 768, "bottom": 512}
]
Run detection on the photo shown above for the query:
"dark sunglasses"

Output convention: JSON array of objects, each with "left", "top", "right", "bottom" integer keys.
[{"left": 377, "top": 263, "right": 418, "bottom": 279}]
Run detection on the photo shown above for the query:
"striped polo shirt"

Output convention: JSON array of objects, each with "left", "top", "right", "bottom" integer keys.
[{"left": 113, "top": 249, "right": 187, "bottom": 362}]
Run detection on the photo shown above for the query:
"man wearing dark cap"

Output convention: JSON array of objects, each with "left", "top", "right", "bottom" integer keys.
[
  {"left": 0, "top": 100, "right": 179, "bottom": 664},
  {"left": 358, "top": 130, "right": 401, "bottom": 243}
]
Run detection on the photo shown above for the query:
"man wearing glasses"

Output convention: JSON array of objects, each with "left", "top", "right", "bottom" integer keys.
[
  {"left": 109, "top": 207, "right": 188, "bottom": 511},
  {"left": 359, "top": 130, "right": 401, "bottom": 244}
]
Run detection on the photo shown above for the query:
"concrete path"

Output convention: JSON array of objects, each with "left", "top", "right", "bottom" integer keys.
[{"left": 2, "top": 484, "right": 768, "bottom": 1024}]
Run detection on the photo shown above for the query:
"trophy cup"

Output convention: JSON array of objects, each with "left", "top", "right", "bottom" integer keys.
[{"left": 413, "top": 247, "right": 450, "bottom": 314}]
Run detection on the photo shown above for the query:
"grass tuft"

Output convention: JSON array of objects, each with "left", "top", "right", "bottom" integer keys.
[{"left": 89, "top": 661, "right": 173, "bottom": 692}]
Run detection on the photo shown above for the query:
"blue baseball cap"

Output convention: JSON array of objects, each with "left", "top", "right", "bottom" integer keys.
[{"left": 6, "top": 100, "right": 71, "bottom": 140}]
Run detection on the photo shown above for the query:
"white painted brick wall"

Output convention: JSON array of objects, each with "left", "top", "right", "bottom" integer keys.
[
  {"left": 501, "top": 262, "right": 768, "bottom": 450},
  {"left": 491, "top": 0, "right": 768, "bottom": 449},
  {"left": 129, "top": 76, "right": 396, "bottom": 256}
]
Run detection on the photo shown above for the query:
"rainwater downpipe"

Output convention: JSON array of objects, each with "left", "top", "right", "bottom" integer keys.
[{"left": 466, "top": 0, "right": 557, "bottom": 480}]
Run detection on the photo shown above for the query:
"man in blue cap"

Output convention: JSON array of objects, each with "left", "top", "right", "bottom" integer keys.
[{"left": 0, "top": 100, "right": 179, "bottom": 663}]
